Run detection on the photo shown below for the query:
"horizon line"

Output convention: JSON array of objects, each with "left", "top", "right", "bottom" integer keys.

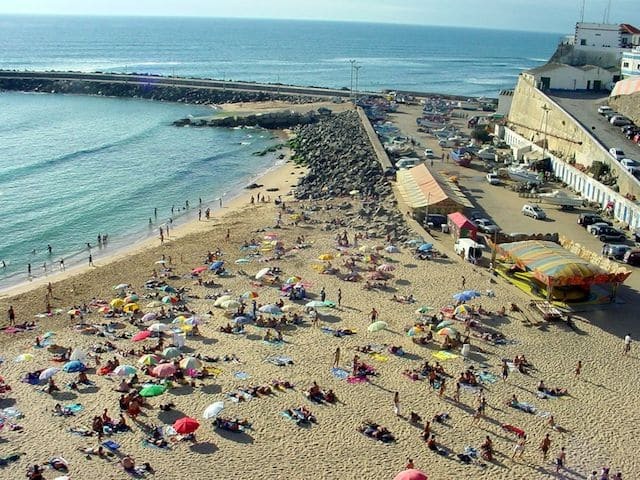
[{"left": 0, "top": 12, "right": 566, "bottom": 35}]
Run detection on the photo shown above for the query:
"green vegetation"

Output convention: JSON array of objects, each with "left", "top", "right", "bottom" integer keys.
[
  {"left": 252, "top": 143, "right": 285, "bottom": 156},
  {"left": 471, "top": 126, "right": 491, "bottom": 143}
]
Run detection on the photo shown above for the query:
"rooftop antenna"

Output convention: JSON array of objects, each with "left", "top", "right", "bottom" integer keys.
[
  {"left": 579, "top": 0, "right": 585, "bottom": 22},
  {"left": 603, "top": 0, "right": 611, "bottom": 23}
]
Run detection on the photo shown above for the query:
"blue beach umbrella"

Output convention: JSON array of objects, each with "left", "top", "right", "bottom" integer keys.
[
  {"left": 233, "top": 316, "right": 251, "bottom": 325},
  {"left": 417, "top": 243, "right": 433, "bottom": 252},
  {"left": 209, "top": 261, "right": 224, "bottom": 271},
  {"left": 453, "top": 292, "right": 473, "bottom": 302},
  {"left": 62, "top": 360, "right": 86, "bottom": 373}
]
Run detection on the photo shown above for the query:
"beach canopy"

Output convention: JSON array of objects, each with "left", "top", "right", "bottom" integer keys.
[
  {"left": 69, "top": 349, "right": 87, "bottom": 362},
  {"left": 153, "top": 363, "right": 176, "bottom": 378},
  {"left": 203, "top": 401, "right": 224, "bottom": 419},
  {"left": 110, "top": 298, "right": 125, "bottom": 308},
  {"left": 112, "top": 365, "right": 137, "bottom": 377},
  {"left": 179, "top": 357, "right": 202, "bottom": 370},
  {"left": 39, "top": 367, "right": 60, "bottom": 380},
  {"left": 241, "top": 291, "right": 259, "bottom": 299},
  {"left": 496, "top": 240, "right": 631, "bottom": 287},
  {"left": 255, "top": 267, "right": 271, "bottom": 279},
  {"left": 14, "top": 353, "right": 34, "bottom": 362},
  {"left": 132, "top": 331, "right": 152, "bottom": 342},
  {"left": 209, "top": 261, "right": 224, "bottom": 271},
  {"left": 141, "top": 312, "right": 157, "bottom": 323},
  {"left": 305, "top": 300, "right": 327, "bottom": 309},
  {"left": 139, "top": 384, "right": 166, "bottom": 397},
  {"left": 415, "top": 306, "right": 433, "bottom": 315},
  {"left": 214, "top": 295, "right": 233, "bottom": 306},
  {"left": 436, "top": 320, "right": 454, "bottom": 330},
  {"left": 437, "top": 327, "right": 459, "bottom": 338},
  {"left": 62, "top": 360, "right": 86, "bottom": 373},
  {"left": 138, "top": 354, "right": 161, "bottom": 366},
  {"left": 220, "top": 299, "right": 241, "bottom": 310},
  {"left": 162, "top": 347, "right": 182, "bottom": 359},
  {"left": 148, "top": 323, "right": 170, "bottom": 333},
  {"left": 114, "top": 283, "right": 129, "bottom": 290},
  {"left": 394, "top": 469, "right": 428, "bottom": 480},
  {"left": 173, "top": 417, "right": 200, "bottom": 435},
  {"left": 192, "top": 266, "right": 207, "bottom": 274},
  {"left": 259, "top": 304, "right": 283, "bottom": 315},
  {"left": 368, "top": 321, "right": 388, "bottom": 332},
  {"left": 417, "top": 243, "right": 433, "bottom": 252}
]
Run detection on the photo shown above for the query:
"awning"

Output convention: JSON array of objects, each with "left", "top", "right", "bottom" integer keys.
[
  {"left": 397, "top": 164, "right": 466, "bottom": 209},
  {"left": 496, "top": 240, "right": 631, "bottom": 286}
]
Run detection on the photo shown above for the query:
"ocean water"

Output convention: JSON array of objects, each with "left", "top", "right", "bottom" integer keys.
[
  {"left": 0, "top": 91, "right": 279, "bottom": 287},
  {"left": 0, "top": 16, "right": 561, "bottom": 97},
  {"left": 0, "top": 16, "right": 561, "bottom": 289}
]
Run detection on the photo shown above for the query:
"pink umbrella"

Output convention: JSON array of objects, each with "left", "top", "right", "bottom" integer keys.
[
  {"left": 132, "top": 331, "right": 152, "bottom": 342},
  {"left": 173, "top": 416, "right": 200, "bottom": 435},
  {"left": 394, "top": 470, "right": 428, "bottom": 480},
  {"left": 152, "top": 363, "right": 176, "bottom": 378},
  {"left": 192, "top": 266, "right": 207, "bottom": 274}
]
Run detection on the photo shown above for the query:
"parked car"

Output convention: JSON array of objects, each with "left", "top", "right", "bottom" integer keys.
[
  {"left": 597, "top": 227, "right": 626, "bottom": 243},
  {"left": 588, "top": 222, "right": 616, "bottom": 235},
  {"left": 623, "top": 249, "right": 640, "bottom": 266},
  {"left": 474, "top": 218, "right": 500, "bottom": 234},
  {"left": 609, "top": 147, "right": 625, "bottom": 160},
  {"left": 577, "top": 213, "right": 610, "bottom": 227},
  {"left": 477, "top": 147, "right": 497, "bottom": 161},
  {"left": 424, "top": 148, "right": 436, "bottom": 159},
  {"left": 610, "top": 116, "right": 632, "bottom": 126},
  {"left": 620, "top": 158, "right": 640, "bottom": 175},
  {"left": 603, "top": 244, "right": 632, "bottom": 260},
  {"left": 424, "top": 214, "right": 447, "bottom": 228},
  {"left": 486, "top": 173, "right": 500, "bottom": 185},
  {"left": 521, "top": 204, "right": 546, "bottom": 220},
  {"left": 604, "top": 111, "right": 618, "bottom": 120},
  {"left": 598, "top": 105, "right": 613, "bottom": 115}
]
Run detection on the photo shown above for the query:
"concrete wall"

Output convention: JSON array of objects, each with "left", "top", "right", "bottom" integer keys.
[
  {"left": 524, "top": 66, "right": 613, "bottom": 90},
  {"left": 503, "top": 126, "right": 640, "bottom": 228},
  {"left": 356, "top": 106, "right": 393, "bottom": 171},
  {"left": 609, "top": 92, "right": 640, "bottom": 125},
  {"left": 507, "top": 74, "right": 640, "bottom": 198}
]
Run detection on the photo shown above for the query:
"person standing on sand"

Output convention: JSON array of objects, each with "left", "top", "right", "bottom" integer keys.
[
  {"left": 337, "top": 288, "right": 342, "bottom": 307},
  {"left": 59, "top": 259, "right": 65, "bottom": 271},
  {"left": 320, "top": 287, "right": 326, "bottom": 303},
  {"left": 7, "top": 306, "right": 15, "bottom": 326},
  {"left": 198, "top": 209, "right": 202, "bottom": 221},
  {"left": 539, "top": 433, "right": 552, "bottom": 461},
  {"left": 159, "top": 227, "right": 164, "bottom": 245},
  {"left": 512, "top": 434, "right": 527, "bottom": 459},
  {"left": 461, "top": 276, "right": 466, "bottom": 288},
  {"left": 27, "top": 263, "right": 31, "bottom": 277},
  {"left": 502, "top": 359, "right": 509, "bottom": 382},
  {"left": 555, "top": 447, "right": 567, "bottom": 473},
  {"left": 624, "top": 333, "right": 632, "bottom": 354},
  {"left": 369, "top": 308, "right": 378, "bottom": 323},
  {"left": 405, "top": 458, "right": 414, "bottom": 470},
  {"left": 575, "top": 360, "right": 582, "bottom": 378},
  {"left": 88, "top": 254, "right": 94, "bottom": 267},
  {"left": 393, "top": 391, "right": 400, "bottom": 417},
  {"left": 333, "top": 347, "right": 340, "bottom": 368},
  {"left": 219, "top": 197, "right": 223, "bottom": 208},
  {"left": 453, "top": 379, "right": 461, "bottom": 402},
  {"left": 438, "top": 378, "right": 446, "bottom": 398}
]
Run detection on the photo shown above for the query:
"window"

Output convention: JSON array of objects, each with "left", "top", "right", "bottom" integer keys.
[
  {"left": 623, "top": 62, "right": 630, "bottom": 67},
  {"left": 580, "top": 39, "right": 586, "bottom": 46}
]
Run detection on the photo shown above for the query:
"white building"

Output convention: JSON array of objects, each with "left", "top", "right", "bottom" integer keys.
[
  {"left": 621, "top": 46, "right": 640, "bottom": 78},
  {"left": 523, "top": 63, "right": 615, "bottom": 91},
  {"left": 575, "top": 22, "right": 639, "bottom": 51},
  {"left": 497, "top": 89, "right": 513, "bottom": 116}
]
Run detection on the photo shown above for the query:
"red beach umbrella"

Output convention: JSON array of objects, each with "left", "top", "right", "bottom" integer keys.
[
  {"left": 152, "top": 363, "right": 177, "bottom": 378},
  {"left": 132, "top": 330, "right": 152, "bottom": 342},
  {"left": 173, "top": 416, "right": 200, "bottom": 435},
  {"left": 393, "top": 470, "right": 428, "bottom": 480}
]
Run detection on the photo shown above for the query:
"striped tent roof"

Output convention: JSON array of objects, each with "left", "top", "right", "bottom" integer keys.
[
  {"left": 497, "top": 240, "right": 629, "bottom": 286},
  {"left": 396, "top": 164, "right": 464, "bottom": 209}
]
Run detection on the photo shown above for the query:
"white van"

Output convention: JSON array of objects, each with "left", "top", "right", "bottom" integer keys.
[
  {"left": 395, "top": 158, "right": 422, "bottom": 169},
  {"left": 454, "top": 238, "right": 484, "bottom": 261}
]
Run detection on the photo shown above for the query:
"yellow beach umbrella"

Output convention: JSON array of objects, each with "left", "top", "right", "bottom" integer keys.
[
  {"left": 110, "top": 298, "right": 125, "bottom": 308},
  {"left": 318, "top": 254, "right": 334, "bottom": 261},
  {"left": 123, "top": 303, "right": 140, "bottom": 313}
]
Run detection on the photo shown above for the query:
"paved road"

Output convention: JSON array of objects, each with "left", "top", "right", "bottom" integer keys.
[{"left": 548, "top": 91, "right": 640, "bottom": 161}]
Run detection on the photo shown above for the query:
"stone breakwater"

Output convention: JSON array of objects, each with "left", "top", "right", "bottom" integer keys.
[
  {"left": 174, "top": 109, "right": 323, "bottom": 129},
  {"left": 292, "top": 110, "right": 411, "bottom": 239},
  {"left": 0, "top": 78, "right": 323, "bottom": 105}
]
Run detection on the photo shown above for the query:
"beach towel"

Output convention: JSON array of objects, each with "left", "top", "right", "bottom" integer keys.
[
  {"left": 204, "top": 366, "right": 223, "bottom": 377},
  {"left": 346, "top": 375, "right": 368, "bottom": 384},
  {"left": 262, "top": 340, "right": 284, "bottom": 348},
  {"left": 142, "top": 439, "right": 170, "bottom": 450},
  {"left": 331, "top": 368, "right": 349, "bottom": 380},
  {"left": 267, "top": 355, "right": 293, "bottom": 366},
  {"left": 370, "top": 353, "right": 389, "bottom": 363},
  {"left": 102, "top": 440, "right": 121, "bottom": 451},
  {"left": 0, "top": 453, "right": 21, "bottom": 467},
  {"left": 477, "top": 371, "right": 498, "bottom": 384},
  {"left": 1, "top": 407, "right": 23, "bottom": 419},
  {"left": 64, "top": 403, "right": 83, "bottom": 413},
  {"left": 432, "top": 351, "right": 459, "bottom": 361},
  {"left": 234, "top": 371, "right": 250, "bottom": 380},
  {"left": 460, "top": 383, "right": 480, "bottom": 393}
]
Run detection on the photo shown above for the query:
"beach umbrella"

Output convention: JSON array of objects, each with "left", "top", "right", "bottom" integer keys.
[
  {"left": 39, "top": 367, "right": 60, "bottom": 381},
  {"left": 141, "top": 312, "right": 157, "bottom": 323},
  {"left": 255, "top": 267, "right": 271, "bottom": 280},
  {"left": 173, "top": 417, "right": 200, "bottom": 435},
  {"left": 110, "top": 298, "right": 125, "bottom": 308},
  {"left": 240, "top": 291, "right": 259, "bottom": 299},
  {"left": 97, "top": 306, "right": 111, "bottom": 314},
  {"left": 67, "top": 309, "right": 82, "bottom": 316},
  {"left": 281, "top": 304, "right": 299, "bottom": 312},
  {"left": 162, "top": 347, "right": 182, "bottom": 359},
  {"left": 114, "top": 283, "right": 129, "bottom": 290},
  {"left": 112, "top": 365, "right": 137, "bottom": 377},
  {"left": 209, "top": 261, "right": 224, "bottom": 271},
  {"left": 203, "top": 401, "right": 225, "bottom": 420},
  {"left": 179, "top": 357, "right": 202, "bottom": 370},
  {"left": 159, "top": 285, "right": 177, "bottom": 293},
  {"left": 385, "top": 245, "right": 399, "bottom": 253},
  {"left": 123, "top": 303, "right": 140, "bottom": 313},
  {"left": 153, "top": 363, "right": 176, "bottom": 378},
  {"left": 452, "top": 292, "right": 473, "bottom": 302},
  {"left": 146, "top": 300, "right": 163, "bottom": 308},
  {"left": 214, "top": 295, "right": 233, "bottom": 306},
  {"left": 138, "top": 354, "right": 161, "bottom": 366},
  {"left": 139, "top": 384, "right": 166, "bottom": 397},
  {"left": 318, "top": 253, "right": 334, "bottom": 261},
  {"left": 132, "top": 330, "right": 152, "bottom": 342},
  {"left": 220, "top": 299, "right": 241, "bottom": 310},
  {"left": 264, "top": 232, "right": 278, "bottom": 240},
  {"left": 437, "top": 327, "right": 459, "bottom": 338},
  {"left": 184, "top": 316, "right": 203, "bottom": 326},
  {"left": 148, "top": 323, "right": 170, "bottom": 333},
  {"left": 367, "top": 321, "right": 388, "bottom": 333},
  {"left": 285, "top": 276, "right": 301, "bottom": 285},
  {"left": 69, "top": 349, "right": 87, "bottom": 362},
  {"left": 405, "top": 239, "right": 422, "bottom": 246},
  {"left": 462, "top": 290, "right": 481, "bottom": 298},
  {"left": 171, "top": 316, "right": 186, "bottom": 325},
  {"left": 394, "top": 469, "right": 428, "bottom": 480},
  {"left": 124, "top": 294, "right": 139, "bottom": 303},
  {"left": 62, "top": 360, "right": 86, "bottom": 373},
  {"left": 192, "top": 266, "right": 207, "bottom": 275},
  {"left": 14, "top": 353, "right": 34, "bottom": 362},
  {"left": 417, "top": 243, "right": 433, "bottom": 252},
  {"left": 233, "top": 316, "right": 251, "bottom": 325},
  {"left": 436, "top": 320, "right": 455, "bottom": 330},
  {"left": 155, "top": 260, "right": 167, "bottom": 265},
  {"left": 305, "top": 300, "right": 327, "bottom": 309},
  {"left": 259, "top": 304, "right": 283, "bottom": 316},
  {"left": 161, "top": 296, "right": 178, "bottom": 304},
  {"left": 377, "top": 264, "right": 395, "bottom": 272},
  {"left": 234, "top": 258, "right": 251, "bottom": 264},
  {"left": 453, "top": 305, "right": 472, "bottom": 316},
  {"left": 415, "top": 306, "right": 434, "bottom": 315},
  {"left": 407, "top": 326, "right": 424, "bottom": 337}
]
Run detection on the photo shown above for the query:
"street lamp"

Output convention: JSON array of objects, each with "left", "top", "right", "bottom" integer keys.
[
  {"left": 354, "top": 65, "right": 361, "bottom": 102},
  {"left": 349, "top": 59, "right": 356, "bottom": 98}
]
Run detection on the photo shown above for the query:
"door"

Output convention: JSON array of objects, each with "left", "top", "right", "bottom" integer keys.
[
  {"left": 587, "top": 80, "right": 591, "bottom": 90},
  {"left": 593, "top": 80, "right": 602, "bottom": 90},
  {"left": 540, "top": 77, "right": 551, "bottom": 90}
]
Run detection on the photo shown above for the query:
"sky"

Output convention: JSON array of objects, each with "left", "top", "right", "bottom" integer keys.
[{"left": 0, "top": 0, "right": 639, "bottom": 33}]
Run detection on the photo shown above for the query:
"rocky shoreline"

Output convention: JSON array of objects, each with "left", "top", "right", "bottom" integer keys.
[
  {"left": 0, "top": 78, "right": 324, "bottom": 105},
  {"left": 291, "top": 110, "right": 411, "bottom": 240},
  {"left": 174, "top": 109, "right": 326, "bottom": 129}
]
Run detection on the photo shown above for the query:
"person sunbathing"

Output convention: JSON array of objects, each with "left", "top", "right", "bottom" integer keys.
[
  {"left": 305, "top": 382, "right": 322, "bottom": 401},
  {"left": 77, "top": 445, "right": 106, "bottom": 457},
  {"left": 432, "top": 412, "right": 450, "bottom": 423},
  {"left": 356, "top": 345, "right": 373, "bottom": 354},
  {"left": 323, "top": 389, "right": 337, "bottom": 403},
  {"left": 46, "top": 378, "right": 60, "bottom": 395}
]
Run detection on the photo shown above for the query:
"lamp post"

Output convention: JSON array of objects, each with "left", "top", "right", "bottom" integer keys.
[
  {"left": 349, "top": 59, "right": 356, "bottom": 99},
  {"left": 354, "top": 65, "right": 361, "bottom": 102}
]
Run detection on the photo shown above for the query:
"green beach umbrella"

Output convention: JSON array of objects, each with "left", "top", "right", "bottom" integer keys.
[{"left": 139, "top": 384, "right": 167, "bottom": 397}]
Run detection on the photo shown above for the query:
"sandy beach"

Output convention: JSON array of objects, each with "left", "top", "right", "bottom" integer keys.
[{"left": 1, "top": 109, "right": 639, "bottom": 480}]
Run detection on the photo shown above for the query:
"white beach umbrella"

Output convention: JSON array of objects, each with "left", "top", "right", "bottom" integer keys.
[
  {"left": 203, "top": 401, "right": 225, "bottom": 419},
  {"left": 69, "top": 349, "right": 87, "bottom": 363},
  {"left": 148, "top": 323, "right": 170, "bottom": 332},
  {"left": 39, "top": 367, "right": 60, "bottom": 380},
  {"left": 214, "top": 295, "right": 233, "bottom": 307},
  {"left": 255, "top": 267, "right": 271, "bottom": 279}
]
